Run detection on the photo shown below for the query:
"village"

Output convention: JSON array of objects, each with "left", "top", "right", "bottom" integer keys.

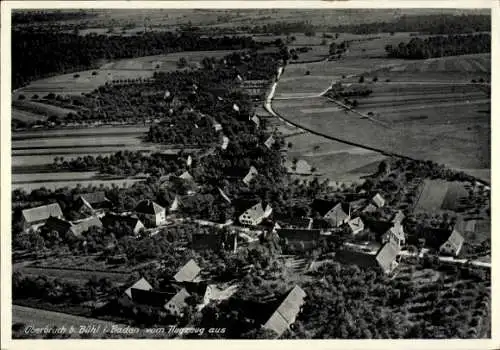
[{"left": 9, "top": 8, "right": 491, "bottom": 340}]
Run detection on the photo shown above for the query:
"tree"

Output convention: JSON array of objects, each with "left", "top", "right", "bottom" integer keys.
[
  {"left": 177, "top": 57, "right": 188, "bottom": 68},
  {"left": 358, "top": 76, "right": 365, "bottom": 83},
  {"left": 18, "top": 94, "right": 26, "bottom": 100}
]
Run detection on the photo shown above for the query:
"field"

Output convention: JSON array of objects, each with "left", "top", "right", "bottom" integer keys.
[
  {"left": 12, "top": 100, "right": 77, "bottom": 118},
  {"left": 13, "top": 50, "right": 237, "bottom": 99},
  {"left": 12, "top": 126, "right": 151, "bottom": 192},
  {"left": 286, "top": 132, "right": 386, "bottom": 182},
  {"left": 12, "top": 305, "right": 123, "bottom": 338}
]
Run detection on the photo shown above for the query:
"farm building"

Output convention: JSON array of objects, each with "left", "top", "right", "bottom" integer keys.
[
  {"left": 243, "top": 166, "right": 259, "bottom": 186},
  {"left": 69, "top": 216, "right": 103, "bottom": 238},
  {"left": 277, "top": 216, "right": 313, "bottom": 230},
  {"left": 198, "top": 284, "right": 239, "bottom": 310},
  {"left": 370, "top": 193, "right": 386, "bottom": 208},
  {"left": 276, "top": 228, "right": 321, "bottom": 252},
  {"left": 335, "top": 241, "right": 400, "bottom": 275},
  {"left": 238, "top": 200, "right": 273, "bottom": 226},
  {"left": 21, "top": 203, "right": 63, "bottom": 229},
  {"left": 264, "top": 135, "right": 276, "bottom": 149},
  {"left": 74, "top": 192, "right": 111, "bottom": 214},
  {"left": 263, "top": 285, "right": 306, "bottom": 338},
  {"left": 174, "top": 259, "right": 201, "bottom": 283},
  {"left": 101, "top": 213, "right": 145, "bottom": 236},
  {"left": 119, "top": 277, "right": 154, "bottom": 307},
  {"left": 41, "top": 217, "right": 73, "bottom": 238},
  {"left": 135, "top": 200, "right": 166, "bottom": 227},
  {"left": 347, "top": 217, "right": 365, "bottom": 235},
  {"left": 439, "top": 228, "right": 465, "bottom": 257},
  {"left": 169, "top": 195, "right": 182, "bottom": 212},
  {"left": 312, "top": 199, "right": 351, "bottom": 227},
  {"left": 164, "top": 288, "right": 191, "bottom": 317},
  {"left": 381, "top": 222, "right": 406, "bottom": 247}
]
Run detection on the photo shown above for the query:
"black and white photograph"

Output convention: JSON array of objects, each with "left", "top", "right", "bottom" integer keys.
[{"left": 3, "top": 3, "right": 494, "bottom": 343}]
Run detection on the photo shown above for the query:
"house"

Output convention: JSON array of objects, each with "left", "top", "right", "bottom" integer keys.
[
  {"left": 251, "top": 114, "right": 260, "bottom": 128},
  {"left": 164, "top": 288, "right": 191, "bottom": 317},
  {"left": 198, "top": 284, "right": 239, "bottom": 310},
  {"left": 186, "top": 155, "right": 193, "bottom": 167},
  {"left": 21, "top": 203, "right": 63, "bottom": 229},
  {"left": 213, "top": 121, "right": 223, "bottom": 132},
  {"left": 276, "top": 228, "right": 321, "bottom": 252},
  {"left": 335, "top": 241, "right": 400, "bottom": 275},
  {"left": 242, "top": 166, "right": 258, "bottom": 185},
  {"left": 173, "top": 259, "right": 201, "bottom": 283},
  {"left": 135, "top": 200, "right": 166, "bottom": 227},
  {"left": 119, "top": 277, "right": 154, "bottom": 307},
  {"left": 370, "top": 193, "right": 386, "bottom": 208},
  {"left": 238, "top": 201, "right": 272, "bottom": 226},
  {"left": 391, "top": 210, "right": 405, "bottom": 225},
  {"left": 68, "top": 216, "right": 103, "bottom": 238},
  {"left": 324, "top": 203, "right": 350, "bottom": 227},
  {"left": 277, "top": 217, "right": 313, "bottom": 230},
  {"left": 74, "top": 192, "right": 111, "bottom": 213},
  {"left": 179, "top": 171, "right": 194, "bottom": 181},
  {"left": 362, "top": 203, "right": 378, "bottom": 213},
  {"left": 263, "top": 285, "right": 306, "bottom": 338},
  {"left": 101, "top": 213, "right": 145, "bottom": 236},
  {"left": 129, "top": 288, "right": 172, "bottom": 313},
  {"left": 439, "top": 228, "right": 464, "bottom": 257},
  {"left": 264, "top": 135, "right": 275, "bottom": 149},
  {"left": 41, "top": 217, "right": 73, "bottom": 238},
  {"left": 381, "top": 222, "right": 405, "bottom": 247},
  {"left": 169, "top": 195, "right": 181, "bottom": 212},
  {"left": 221, "top": 135, "right": 230, "bottom": 150},
  {"left": 347, "top": 217, "right": 365, "bottom": 235}
]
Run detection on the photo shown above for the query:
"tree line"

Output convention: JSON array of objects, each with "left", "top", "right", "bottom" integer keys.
[
  {"left": 385, "top": 33, "right": 490, "bottom": 59},
  {"left": 12, "top": 30, "right": 270, "bottom": 89}
]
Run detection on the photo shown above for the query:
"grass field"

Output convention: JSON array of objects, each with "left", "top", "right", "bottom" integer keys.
[
  {"left": 12, "top": 305, "right": 123, "bottom": 338},
  {"left": 286, "top": 132, "right": 386, "bottom": 182},
  {"left": 12, "top": 126, "right": 153, "bottom": 191},
  {"left": 12, "top": 100, "right": 77, "bottom": 118},
  {"left": 414, "top": 179, "right": 471, "bottom": 212},
  {"left": 273, "top": 95, "right": 490, "bottom": 178}
]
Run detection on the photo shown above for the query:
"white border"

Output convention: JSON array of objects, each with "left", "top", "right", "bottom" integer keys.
[{"left": 1, "top": 2, "right": 498, "bottom": 350}]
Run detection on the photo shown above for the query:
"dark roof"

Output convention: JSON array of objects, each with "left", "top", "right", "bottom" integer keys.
[
  {"left": 102, "top": 213, "right": 142, "bottom": 229},
  {"left": 276, "top": 217, "right": 312, "bottom": 229},
  {"left": 22, "top": 203, "right": 63, "bottom": 224},
  {"left": 43, "top": 216, "right": 72, "bottom": 234},
  {"left": 311, "top": 199, "right": 337, "bottom": 217},
  {"left": 135, "top": 200, "right": 165, "bottom": 215},
  {"left": 276, "top": 228, "right": 321, "bottom": 241},
  {"left": 365, "top": 218, "right": 394, "bottom": 235},
  {"left": 232, "top": 197, "right": 262, "bottom": 216},
  {"left": 130, "top": 288, "right": 174, "bottom": 307},
  {"left": 335, "top": 249, "right": 379, "bottom": 270},
  {"left": 75, "top": 192, "right": 108, "bottom": 205}
]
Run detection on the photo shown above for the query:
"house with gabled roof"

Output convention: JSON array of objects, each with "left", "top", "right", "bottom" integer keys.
[
  {"left": 179, "top": 171, "right": 194, "bottom": 181},
  {"left": 381, "top": 221, "right": 405, "bottom": 247},
  {"left": 238, "top": 201, "right": 272, "bottom": 226},
  {"left": 198, "top": 284, "right": 239, "bottom": 311},
  {"left": 264, "top": 135, "right": 275, "bottom": 149},
  {"left": 391, "top": 210, "right": 405, "bottom": 225},
  {"left": 276, "top": 228, "right": 321, "bottom": 252},
  {"left": 69, "top": 216, "right": 103, "bottom": 238},
  {"left": 21, "top": 203, "right": 63, "bottom": 229},
  {"left": 174, "top": 259, "right": 201, "bottom": 283},
  {"left": 165, "top": 288, "right": 191, "bottom": 317},
  {"left": 101, "top": 213, "right": 145, "bottom": 236},
  {"left": 263, "top": 285, "right": 306, "bottom": 338},
  {"left": 221, "top": 135, "right": 230, "bottom": 150},
  {"left": 41, "top": 216, "right": 73, "bottom": 238},
  {"left": 362, "top": 203, "right": 378, "bottom": 213},
  {"left": 169, "top": 195, "right": 182, "bottom": 212},
  {"left": 371, "top": 193, "right": 386, "bottom": 208},
  {"left": 347, "top": 216, "right": 365, "bottom": 235},
  {"left": 250, "top": 114, "right": 260, "bottom": 128},
  {"left": 324, "top": 203, "right": 350, "bottom": 228},
  {"left": 243, "top": 166, "right": 259, "bottom": 186},
  {"left": 335, "top": 241, "right": 400, "bottom": 275},
  {"left": 135, "top": 200, "right": 166, "bottom": 227},
  {"left": 439, "top": 228, "right": 464, "bottom": 257},
  {"left": 74, "top": 192, "right": 111, "bottom": 214},
  {"left": 119, "top": 277, "right": 154, "bottom": 307}
]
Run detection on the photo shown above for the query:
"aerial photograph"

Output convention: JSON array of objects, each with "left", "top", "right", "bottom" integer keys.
[{"left": 10, "top": 8, "right": 491, "bottom": 339}]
